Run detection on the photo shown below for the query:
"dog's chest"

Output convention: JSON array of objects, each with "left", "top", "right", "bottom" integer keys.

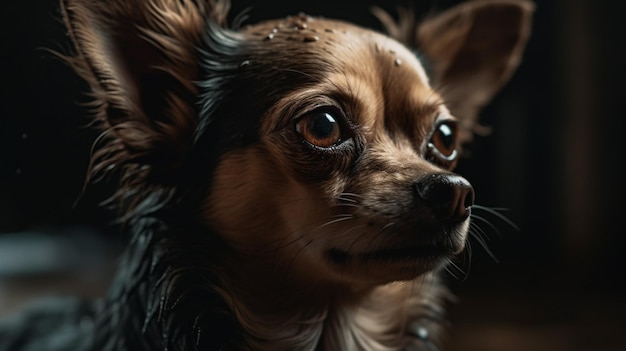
[
  {"left": 233, "top": 282, "right": 432, "bottom": 351},
  {"left": 239, "top": 307, "right": 405, "bottom": 351}
]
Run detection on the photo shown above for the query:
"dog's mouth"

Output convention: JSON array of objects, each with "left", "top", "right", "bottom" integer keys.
[
  {"left": 327, "top": 244, "right": 457, "bottom": 265},
  {"left": 324, "top": 218, "right": 468, "bottom": 279},
  {"left": 325, "top": 244, "right": 458, "bottom": 280}
]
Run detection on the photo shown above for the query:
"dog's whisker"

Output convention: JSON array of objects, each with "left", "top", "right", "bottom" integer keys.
[
  {"left": 468, "top": 220, "right": 491, "bottom": 243},
  {"left": 468, "top": 223, "right": 500, "bottom": 263},
  {"left": 337, "top": 194, "right": 363, "bottom": 202},
  {"left": 336, "top": 196, "right": 358, "bottom": 204},
  {"left": 472, "top": 205, "right": 520, "bottom": 231},
  {"left": 258, "top": 215, "right": 354, "bottom": 255},
  {"left": 470, "top": 213, "right": 503, "bottom": 238},
  {"left": 314, "top": 215, "right": 355, "bottom": 230},
  {"left": 257, "top": 232, "right": 308, "bottom": 255},
  {"left": 462, "top": 241, "right": 474, "bottom": 274},
  {"left": 333, "top": 203, "right": 361, "bottom": 210},
  {"left": 379, "top": 221, "right": 397, "bottom": 234},
  {"left": 330, "top": 213, "right": 355, "bottom": 219},
  {"left": 261, "top": 217, "right": 356, "bottom": 255},
  {"left": 467, "top": 224, "right": 497, "bottom": 262},
  {"left": 259, "top": 214, "right": 354, "bottom": 255},
  {"left": 443, "top": 263, "right": 463, "bottom": 282},
  {"left": 337, "top": 192, "right": 364, "bottom": 199}
]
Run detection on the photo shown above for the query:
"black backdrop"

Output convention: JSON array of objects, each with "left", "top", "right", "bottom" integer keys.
[{"left": 2, "top": 0, "right": 626, "bottom": 348}]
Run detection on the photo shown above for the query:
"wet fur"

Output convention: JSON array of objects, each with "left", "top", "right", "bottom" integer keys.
[{"left": 1, "top": 1, "right": 532, "bottom": 350}]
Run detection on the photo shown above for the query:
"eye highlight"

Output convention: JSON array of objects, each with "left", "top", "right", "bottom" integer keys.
[
  {"left": 296, "top": 110, "right": 343, "bottom": 148},
  {"left": 426, "top": 120, "right": 458, "bottom": 167}
]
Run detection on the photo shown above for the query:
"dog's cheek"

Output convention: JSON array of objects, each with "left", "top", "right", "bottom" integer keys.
[
  {"left": 203, "top": 148, "right": 287, "bottom": 245},
  {"left": 203, "top": 146, "right": 332, "bottom": 255}
]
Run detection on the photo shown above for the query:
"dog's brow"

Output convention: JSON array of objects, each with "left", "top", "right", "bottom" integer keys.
[{"left": 417, "top": 100, "right": 444, "bottom": 120}]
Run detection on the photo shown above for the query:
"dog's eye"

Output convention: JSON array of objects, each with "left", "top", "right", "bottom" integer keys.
[
  {"left": 427, "top": 120, "right": 458, "bottom": 165},
  {"left": 296, "top": 110, "right": 342, "bottom": 148}
]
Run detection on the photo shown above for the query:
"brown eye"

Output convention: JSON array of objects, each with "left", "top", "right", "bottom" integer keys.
[
  {"left": 296, "top": 110, "right": 342, "bottom": 148},
  {"left": 427, "top": 120, "right": 458, "bottom": 165}
]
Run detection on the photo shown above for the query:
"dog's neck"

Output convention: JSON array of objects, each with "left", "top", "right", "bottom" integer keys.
[
  {"left": 94, "top": 214, "right": 445, "bottom": 351},
  {"left": 216, "top": 251, "right": 446, "bottom": 351}
]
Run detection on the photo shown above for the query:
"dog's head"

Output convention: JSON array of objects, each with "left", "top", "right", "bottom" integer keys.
[{"left": 61, "top": 0, "right": 532, "bottom": 285}]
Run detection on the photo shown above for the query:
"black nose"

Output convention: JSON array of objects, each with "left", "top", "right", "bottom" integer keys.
[{"left": 413, "top": 173, "right": 474, "bottom": 223}]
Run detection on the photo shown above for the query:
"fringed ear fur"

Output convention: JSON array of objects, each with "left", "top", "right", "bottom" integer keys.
[
  {"left": 61, "top": 0, "right": 230, "bottom": 182},
  {"left": 374, "top": 0, "right": 534, "bottom": 145}
]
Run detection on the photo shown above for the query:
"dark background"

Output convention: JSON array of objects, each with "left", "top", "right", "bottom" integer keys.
[{"left": 1, "top": 1, "right": 625, "bottom": 350}]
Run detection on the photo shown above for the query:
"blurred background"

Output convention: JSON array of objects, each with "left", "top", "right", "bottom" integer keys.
[{"left": 1, "top": 0, "right": 625, "bottom": 350}]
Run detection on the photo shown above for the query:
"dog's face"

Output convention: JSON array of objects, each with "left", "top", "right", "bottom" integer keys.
[
  {"left": 206, "top": 16, "right": 473, "bottom": 284},
  {"left": 60, "top": 0, "right": 532, "bottom": 285}
]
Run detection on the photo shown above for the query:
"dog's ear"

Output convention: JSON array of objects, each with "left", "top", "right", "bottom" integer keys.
[
  {"left": 375, "top": 0, "right": 534, "bottom": 144},
  {"left": 60, "top": 0, "right": 230, "bottom": 174}
]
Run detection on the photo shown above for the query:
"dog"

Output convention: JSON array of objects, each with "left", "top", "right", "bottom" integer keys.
[{"left": 0, "top": 0, "right": 532, "bottom": 350}]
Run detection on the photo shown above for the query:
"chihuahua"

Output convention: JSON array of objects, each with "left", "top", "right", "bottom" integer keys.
[{"left": 0, "top": 0, "right": 532, "bottom": 350}]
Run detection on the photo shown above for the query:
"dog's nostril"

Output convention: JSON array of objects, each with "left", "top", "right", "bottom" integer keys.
[
  {"left": 414, "top": 174, "right": 474, "bottom": 222},
  {"left": 415, "top": 176, "right": 453, "bottom": 204}
]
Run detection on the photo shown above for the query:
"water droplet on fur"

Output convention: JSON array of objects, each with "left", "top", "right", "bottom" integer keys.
[
  {"left": 294, "top": 21, "right": 307, "bottom": 30},
  {"left": 240, "top": 60, "right": 250, "bottom": 68},
  {"left": 395, "top": 58, "right": 402, "bottom": 66},
  {"left": 272, "top": 28, "right": 278, "bottom": 33},
  {"left": 265, "top": 33, "right": 274, "bottom": 41},
  {"left": 304, "top": 35, "right": 319, "bottom": 42}
]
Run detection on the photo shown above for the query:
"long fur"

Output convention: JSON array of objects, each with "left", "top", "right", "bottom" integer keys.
[{"left": 0, "top": 1, "right": 533, "bottom": 350}]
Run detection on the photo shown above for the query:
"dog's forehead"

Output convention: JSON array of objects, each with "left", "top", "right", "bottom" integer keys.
[
  {"left": 241, "top": 15, "right": 430, "bottom": 85},
  {"left": 239, "top": 15, "right": 444, "bottom": 137}
]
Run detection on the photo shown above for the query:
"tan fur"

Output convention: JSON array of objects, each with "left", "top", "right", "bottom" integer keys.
[
  {"left": 200, "top": 26, "right": 464, "bottom": 348},
  {"left": 60, "top": 0, "right": 533, "bottom": 350},
  {"left": 375, "top": 0, "right": 534, "bottom": 144}
]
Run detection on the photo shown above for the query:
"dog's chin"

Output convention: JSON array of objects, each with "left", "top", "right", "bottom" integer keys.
[
  {"left": 324, "top": 245, "right": 456, "bottom": 283},
  {"left": 322, "top": 223, "right": 468, "bottom": 284}
]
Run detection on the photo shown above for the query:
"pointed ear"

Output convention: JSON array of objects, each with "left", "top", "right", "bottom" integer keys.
[
  {"left": 61, "top": 0, "right": 229, "bottom": 172},
  {"left": 375, "top": 0, "right": 534, "bottom": 144}
]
